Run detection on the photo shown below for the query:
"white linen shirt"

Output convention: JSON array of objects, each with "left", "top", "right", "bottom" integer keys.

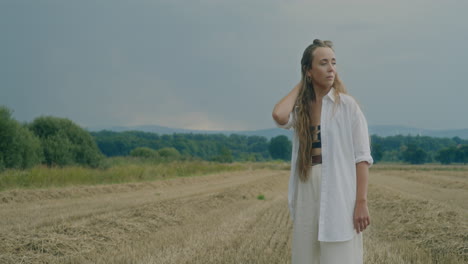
[{"left": 274, "top": 87, "right": 373, "bottom": 242}]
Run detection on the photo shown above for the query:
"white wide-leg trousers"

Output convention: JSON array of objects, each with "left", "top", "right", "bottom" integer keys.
[{"left": 291, "top": 164, "right": 363, "bottom": 264}]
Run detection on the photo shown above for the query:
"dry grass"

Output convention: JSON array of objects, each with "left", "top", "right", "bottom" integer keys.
[{"left": 0, "top": 163, "right": 466, "bottom": 263}]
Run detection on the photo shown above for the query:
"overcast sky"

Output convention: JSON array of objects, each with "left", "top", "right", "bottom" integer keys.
[{"left": 1, "top": 0, "right": 467, "bottom": 131}]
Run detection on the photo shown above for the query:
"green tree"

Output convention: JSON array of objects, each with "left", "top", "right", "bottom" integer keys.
[
  {"left": 371, "top": 143, "right": 383, "bottom": 164},
  {"left": 0, "top": 106, "right": 43, "bottom": 170},
  {"left": 212, "top": 145, "right": 233, "bottom": 163},
  {"left": 435, "top": 146, "right": 456, "bottom": 164},
  {"left": 28, "top": 116, "right": 104, "bottom": 168},
  {"left": 452, "top": 136, "right": 463, "bottom": 145},
  {"left": 402, "top": 144, "right": 427, "bottom": 164},
  {"left": 41, "top": 130, "right": 75, "bottom": 166},
  {"left": 455, "top": 145, "right": 468, "bottom": 164},
  {"left": 269, "top": 135, "right": 292, "bottom": 161}
]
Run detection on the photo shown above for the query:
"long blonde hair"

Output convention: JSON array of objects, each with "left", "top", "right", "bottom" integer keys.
[{"left": 295, "top": 39, "right": 347, "bottom": 182}]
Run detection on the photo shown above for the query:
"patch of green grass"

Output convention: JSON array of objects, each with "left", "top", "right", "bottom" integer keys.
[
  {"left": 257, "top": 194, "right": 265, "bottom": 200},
  {"left": 0, "top": 158, "right": 249, "bottom": 192},
  {"left": 0, "top": 159, "right": 296, "bottom": 192}
]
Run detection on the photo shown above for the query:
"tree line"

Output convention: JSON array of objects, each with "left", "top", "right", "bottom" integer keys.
[
  {"left": 1, "top": 105, "right": 467, "bottom": 172},
  {"left": 370, "top": 135, "right": 468, "bottom": 164}
]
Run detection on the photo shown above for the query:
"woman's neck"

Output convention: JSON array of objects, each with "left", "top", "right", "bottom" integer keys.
[{"left": 313, "top": 85, "right": 332, "bottom": 99}]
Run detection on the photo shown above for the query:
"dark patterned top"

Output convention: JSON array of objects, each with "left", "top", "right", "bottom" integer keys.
[
  {"left": 310, "top": 125, "right": 321, "bottom": 148},
  {"left": 310, "top": 124, "right": 322, "bottom": 165}
]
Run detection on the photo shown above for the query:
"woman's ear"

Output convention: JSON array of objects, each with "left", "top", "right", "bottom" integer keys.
[{"left": 306, "top": 68, "right": 313, "bottom": 78}]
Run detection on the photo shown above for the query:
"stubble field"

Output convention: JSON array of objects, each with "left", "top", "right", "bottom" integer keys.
[{"left": 0, "top": 164, "right": 466, "bottom": 263}]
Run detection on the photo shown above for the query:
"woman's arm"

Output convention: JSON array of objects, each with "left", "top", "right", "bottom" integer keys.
[
  {"left": 354, "top": 161, "right": 370, "bottom": 234},
  {"left": 356, "top": 161, "right": 369, "bottom": 203},
  {"left": 350, "top": 100, "right": 373, "bottom": 234},
  {"left": 272, "top": 81, "right": 302, "bottom": 126}
]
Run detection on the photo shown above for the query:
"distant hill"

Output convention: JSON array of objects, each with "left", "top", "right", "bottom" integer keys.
[
  {"left": 85, "top": 124, "right": 468, "bottom": 140},
  {"left": 368, "top": 125, "right": 468, "bottom": 139}
]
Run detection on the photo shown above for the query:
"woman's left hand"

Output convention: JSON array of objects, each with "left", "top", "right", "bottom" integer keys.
[{"left": 353, "top": 200, "right": 370, "bottom": 233}]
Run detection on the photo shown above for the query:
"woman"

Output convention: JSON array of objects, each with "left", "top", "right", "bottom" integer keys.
[{"left": 272, "top": 39, "right": 373, "bottom": 264}]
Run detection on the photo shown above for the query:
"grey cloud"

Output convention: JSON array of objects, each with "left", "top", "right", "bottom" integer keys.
[{"left": 0, "top": 0, "right": 467, "bottom": 131}]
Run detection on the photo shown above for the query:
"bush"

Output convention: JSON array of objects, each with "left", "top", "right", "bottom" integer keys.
[
  {"left": 28, "top": 116, "right": 104, "bottom": 168},
  {"left": 130, "top": 147, "right": 159, "bottom": 159},
  {"left": 158, "top": 147, "right": 181, "bottom": 160}
]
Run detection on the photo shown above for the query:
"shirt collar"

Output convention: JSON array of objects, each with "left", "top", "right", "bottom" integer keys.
[{"left": 325, "top": 87, "right": 336, "bottom": 102}]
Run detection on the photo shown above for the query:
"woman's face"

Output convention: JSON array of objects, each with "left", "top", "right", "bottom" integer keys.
[{"left": 307, "top": 47, "right": 337, "bottom": 89}]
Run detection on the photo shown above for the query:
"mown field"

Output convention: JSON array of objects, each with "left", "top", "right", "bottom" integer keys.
[{"left": 0, "top": 162, "right": 466, "bottom": 263}]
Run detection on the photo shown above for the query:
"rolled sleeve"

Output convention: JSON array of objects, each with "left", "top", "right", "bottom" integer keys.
[
  {"left": 274, "top": 109, "right": 295, "bottom": 130},
  {"left": 352, "top": 105, "right": 374, "bottom": 167}
]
